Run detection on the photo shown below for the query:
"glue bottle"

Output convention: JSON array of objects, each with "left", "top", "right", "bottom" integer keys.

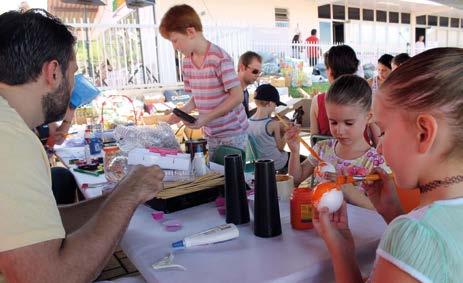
[
  {"left": 171, "top": 223, "right": 239, "bottom": 249},
  {"left": 290, "top": 187, "right": 314, "bottom": 230}
]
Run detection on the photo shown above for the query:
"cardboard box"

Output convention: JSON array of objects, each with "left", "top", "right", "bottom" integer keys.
[
  {"left": 270, "top": 77, "right": 286, "bottom": 88},
  {"left": 128, "top": 148, "right": 191, "bottom": 171}
]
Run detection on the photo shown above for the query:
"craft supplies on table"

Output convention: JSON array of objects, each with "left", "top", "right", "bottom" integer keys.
[{"left": 146, "top": 172, "right": 224, "bottom": 213}]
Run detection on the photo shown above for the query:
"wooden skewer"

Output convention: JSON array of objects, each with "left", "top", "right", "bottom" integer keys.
[{"left": 275, "top": 113, "right": 322, "bottom": 162}]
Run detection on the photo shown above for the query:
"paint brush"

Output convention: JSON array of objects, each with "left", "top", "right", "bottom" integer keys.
[{"left": 274, "top": 113, "right": 322, "bottom": 161}]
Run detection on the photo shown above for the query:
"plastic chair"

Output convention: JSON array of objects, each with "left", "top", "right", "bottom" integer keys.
[
  {"left": 310, "top": 134, "right": 332, "bottom": 146},
  {"left": 244, "top": 135, "right": 259, "bottom": 173},
  {"left": 211, "top": 145, "right": 246, "bottom": 169}
]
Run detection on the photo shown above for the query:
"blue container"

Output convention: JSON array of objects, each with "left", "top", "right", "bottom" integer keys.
[
  {"left": 70, "top": 74, "right": 100, "bottom": 109},
  {"left": 89, "top": 137, "right": 102, "bottom": 155}
]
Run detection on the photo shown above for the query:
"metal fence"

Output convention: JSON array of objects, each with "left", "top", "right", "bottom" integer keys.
[
  {"left": 69, "top": 20, "right": 161, "bottom": 90},
  {"left": 68, "top": 21, "right": 446, "bottom": 89}
]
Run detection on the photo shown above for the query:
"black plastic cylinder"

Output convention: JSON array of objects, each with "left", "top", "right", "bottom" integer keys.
[
  {"left": 253, "top": 159, "right": 282, "bottom": 237},
  {"left": 224, "top": 154, "right": 250, "bottom": 225}
]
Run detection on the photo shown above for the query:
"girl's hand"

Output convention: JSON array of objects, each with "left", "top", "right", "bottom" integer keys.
[
  {"left": 313, "top": 202, "right": 355, "bottom": 253},
  {"left": 284, "top": 125, "right": 300, "bottom": 153},
  {"left": 363, "top": 168, "right": 404, "bottom": 223}
]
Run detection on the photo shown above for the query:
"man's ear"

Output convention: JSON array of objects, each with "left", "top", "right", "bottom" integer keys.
[
  {"left": 42, "top": 60, "right": 61, "bottom": 88},
  {"left": 238, "top": 63, "right": 246, "bottom": 72},
  {"left": 415, "top": 114, "right": 438, "bottom": 154}
]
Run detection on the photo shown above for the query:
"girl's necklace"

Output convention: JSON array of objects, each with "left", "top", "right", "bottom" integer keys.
[{"left": 418, "top": 175, "right": 463, "bottom": 194}]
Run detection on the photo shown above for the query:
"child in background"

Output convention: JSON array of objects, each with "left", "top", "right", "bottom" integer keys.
[
  {"left": 160, "top": 5, "right": 248, "bottom": 158},
  {"left": 310, "top": 45, "right": 360, "bottom": 136},
  {"left": 286, "top": 75, "right": 390, "bottom": 209},
  {"left": 368, "top": 54, "right": 393, "bottom": 94},
  {"left": 313, "top": 48, "right": 463, "bottom": 283},
  {"left": 247, "top": 84, "right": 288, "bottom": 172}
]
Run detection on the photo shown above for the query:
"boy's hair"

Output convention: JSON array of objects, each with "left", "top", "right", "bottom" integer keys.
[
  {"left": 159, "top": 4, "right": 202, "bottom": 39},
  {"left": 311, "top": 29, "right": 317, "bottom": 36},
  {"left": 254, "top": 99, "right": 271, "bottom": 107},
  {"left": 378, "top": 54, "right": 393, "bottom": 69},
  {"left": 392, "top": 53, "right": 411, "bottom": 67},
  {"left": 0, "top": 9, "right": 75, "bottom": 85},
  {"left": 324, "top": 45, "right": 359, "bottom": 80},
  {"left": 238, "top": 51, "right": 262, "bottom": 67},
  {"left": 381, "top": 48, "right": 463, "bottom": 157},
  {"left": 326, "top": 74, "right": 372, "bottom": 112}
]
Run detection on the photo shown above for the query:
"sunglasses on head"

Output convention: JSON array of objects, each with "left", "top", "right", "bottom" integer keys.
[{"left": 247, "top": 66, "right": 261, "bottom": 75}]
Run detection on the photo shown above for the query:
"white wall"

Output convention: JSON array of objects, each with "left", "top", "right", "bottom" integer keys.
[
  {"left": 138, "top": 7, "right": 160, "bottom": 83},
  {"left": 156, "top": 0, "right": 319, "bottom": 41}
]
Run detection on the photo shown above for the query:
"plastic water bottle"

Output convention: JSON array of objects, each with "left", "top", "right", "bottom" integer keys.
[
  {"left": 84, "top": 144, "right": 92, "bottom": 164},
  {"left": 84, "top": 126, "right": 93, "bottom": 163},
  {"left": 193, "top": 148, "right": 207, "bottom": 176},
  {"left": 84, "top": 127, "right": 92, "bottom": 144}
]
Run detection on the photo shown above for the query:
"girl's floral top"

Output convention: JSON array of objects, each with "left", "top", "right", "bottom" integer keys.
[{"left": 303, "top": 139, "right": 391, "bottom": 187}]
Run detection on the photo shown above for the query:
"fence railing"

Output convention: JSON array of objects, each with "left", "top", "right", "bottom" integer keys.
[
  {"left": 67, "top": 21, "right": 444, "bottom": 90},
  {"left": 69, "top": 20, "right": 162, "bottom": 90}
]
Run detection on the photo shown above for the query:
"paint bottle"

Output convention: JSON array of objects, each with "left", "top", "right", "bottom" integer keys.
[{"left": 290, "top": 187, "right": 314, "bottom": 230}]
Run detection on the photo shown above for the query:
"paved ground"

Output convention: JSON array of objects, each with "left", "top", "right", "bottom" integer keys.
[{"left": 95, "top": 247, "right": 140, "bottom": 281}]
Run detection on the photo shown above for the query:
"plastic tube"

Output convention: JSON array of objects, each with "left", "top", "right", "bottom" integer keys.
[{"left": 171, "top": 224, "right": 239, "bottom": 249}]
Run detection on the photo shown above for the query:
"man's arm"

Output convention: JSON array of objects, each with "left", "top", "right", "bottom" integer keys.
[
  {"left": 58, "top": 194, "right": 108, "bottom": 234},
  {"left": 0, "top": 165, "right": 164, "bottom": 283}
]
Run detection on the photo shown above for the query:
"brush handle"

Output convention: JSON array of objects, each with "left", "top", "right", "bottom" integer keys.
[
  {"left": 335, "top": 174, "right": 383, "bottom": 184},
  {"left": 274, "top": 113, "right": 322, "bottom": 161}
]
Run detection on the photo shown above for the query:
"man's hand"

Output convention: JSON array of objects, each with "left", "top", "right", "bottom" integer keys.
[{"left": 118, "top": 165, "right": 165, "bottom": 203}]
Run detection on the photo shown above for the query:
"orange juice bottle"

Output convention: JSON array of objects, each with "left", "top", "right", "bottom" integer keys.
[{"left": 290, "top": 188, "right": 314, "bottom": 230}]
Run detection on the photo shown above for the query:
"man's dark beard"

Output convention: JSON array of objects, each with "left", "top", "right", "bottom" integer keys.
[{"left": 41, "top": 78, "right": 71, "bottom": 124}]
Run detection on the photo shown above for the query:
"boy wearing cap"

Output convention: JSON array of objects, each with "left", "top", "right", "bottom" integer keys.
[{"left": 248, "top": 84, "right": 289, "bottom": 171}]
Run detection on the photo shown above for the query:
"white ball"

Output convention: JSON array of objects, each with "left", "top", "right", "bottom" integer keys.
[
  {"left": 319, "top": 162, "right": 336, "bottom": 174},
  {"left": 317, "top": 189, "right": 343, "bottom": 213}
]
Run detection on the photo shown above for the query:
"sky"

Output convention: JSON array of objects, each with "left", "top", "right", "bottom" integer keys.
[{"left": 0, "top": 0, "right": 47, "bottom": 13}]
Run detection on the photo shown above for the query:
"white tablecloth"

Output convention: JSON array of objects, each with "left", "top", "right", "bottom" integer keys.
[
  {"left": 54, "top": 147, "right": 251, "bottom": 200},
  {"left": 54, "top": 146, "right": 107, "bottom": 198},
  {"left": 120, "top": 202, "right": 386, "bottom": 283}
]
